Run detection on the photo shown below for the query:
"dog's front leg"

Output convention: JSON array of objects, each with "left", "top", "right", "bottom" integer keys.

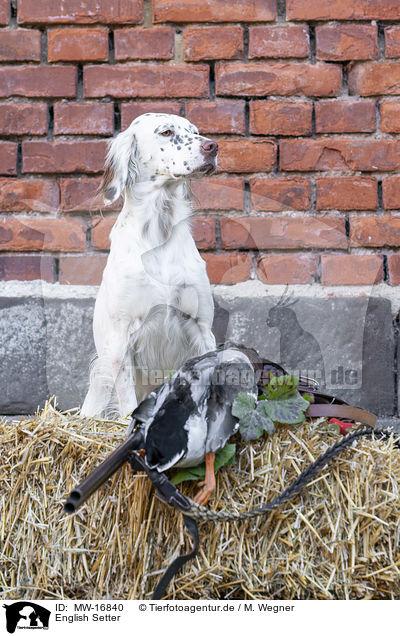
[
  {"left": 191, "top": 286, "right": 216, "bottom": 353},
  {"left": 81, "top": 323, "right": 137, "bottom": 418},
  {"left": 108, "top": 327, "right": 138, "bottom": 417}
]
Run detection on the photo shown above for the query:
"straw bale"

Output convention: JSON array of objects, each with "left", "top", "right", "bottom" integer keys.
[{"left": 1, "top": 402, "right": 400, "bottom": 600}]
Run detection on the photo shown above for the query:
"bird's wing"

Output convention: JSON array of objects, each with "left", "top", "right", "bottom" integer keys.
[
  {"left": 205, "top": 349, "right": 258, "bottom": 454},
  {"left": 144, "top": 379, "right": 199, "bottom": 471}
]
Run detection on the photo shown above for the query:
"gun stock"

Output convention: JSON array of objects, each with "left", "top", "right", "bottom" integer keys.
[{"left": 64, "top": 428, "right": 143, "bottom": 514}]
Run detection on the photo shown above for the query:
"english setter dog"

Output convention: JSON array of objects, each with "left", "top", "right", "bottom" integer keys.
[{"left": 81, "top": 113, "right": 218, "bottom": 418}]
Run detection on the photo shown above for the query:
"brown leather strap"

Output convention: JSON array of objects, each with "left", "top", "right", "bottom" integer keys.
[{"left": 306, "top": 404, "right": 377, "bottom": 429}]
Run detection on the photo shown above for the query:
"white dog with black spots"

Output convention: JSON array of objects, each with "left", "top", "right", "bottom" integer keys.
[{"left": 81, "top": 113, "right": 218, "bottom": 418}]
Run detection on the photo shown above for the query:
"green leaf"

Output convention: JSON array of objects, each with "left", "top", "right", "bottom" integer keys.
[
  {"left": 231, "top": 392, "right": 257, "bottom": 420},
  {"left": 232, "top": 392, "right": 274, "bottom": 441},
  {"left": 170, "top": 465, "right": 204, "bottom": 485},
  {"left": 301, "top": 392, "right": 314, "bottom": 404},
  {"left": 260, "top": 392, "right": 309, "bottom": 425},
  {"left": 232, "top": 391, "right": 277, "bottom": 441},
  {"left": 255, "top": 402, "right": 275, "bottom": 434},
  {"left": 239, "top": 409, "right": 274, "bottom": 441},
  {"left": 170, "top": 443, "right": 236, "bottom": 485},
  {"left": 214, "top": 443, "right": 237, "bottom": 471},
  {"left": 261, "top": 374, "right": 299, "bottom": 401},
  {"left": 257, "top": 374, "right": 310, "bottom": 425}
]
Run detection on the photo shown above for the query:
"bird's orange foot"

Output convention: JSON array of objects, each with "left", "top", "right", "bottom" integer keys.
[
  {"left": 194, "top": 452, "right": 216, "bottom": 506},
  {"left": 194, "top": 481, "right": 215, "bottom": 506}
]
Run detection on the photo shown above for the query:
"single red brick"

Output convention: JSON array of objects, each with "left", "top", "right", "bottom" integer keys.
[
  {"left": 249, "top": 25, "right": 309, "bottom": 59},
  {"left": 185, "top": 101, "right": 245, "bottom": 134},
  {"left": 250, "top": 101, "right": 312, "bottom": 136},
  {"left": 316, "top": 24, "right": 378, "bottom": 61},
  {"left": 60, "top": 177, "right": 100, "bottom": 211},
  {"left": 84, "top": 64, "right": 209, "bottom": 98},
  {"left": 60, "top": 177, "right": 122, "bottom": 212},
  {"left": 18, "top": 0, "right": 143, "bottom": 24},
  {"left": 280, "top": 138, "right": 400, "bottom": 172},
  {"left": 115, "top": 27, "right": 174, "bottom": 60},
  {"left": 0, "top": 0, "right": 9, "bottom": 24},
  {"left": 121, "top": 102, "right": 182, "bottom": 129},
  {"left": 217, "top": 139, "right": 276, "bottom": 173},
  {"left": 0, "top": 143, "right": 17, "bottom": 175},
  {"left": 59, "top": 255, "right": 107, "bottom": 285},
  {"left": 54, "top": 103, "right": 114, "bottom": 135},
  {"left": 287, "top": 0, "right": 400, "bottom": 20},
  {"left": 388, "top": 254, "right": 400, "bottom": 285},
  {"left": 0, "top": 216, "right": 86, "bottom": 252},
  {"left": 201, "top": 252, "right": 251, "bottom": 284},
  {"left": 0, "top": 255, "right": 54, "bottom": 282},
  {"left": 91, "top": 215, "right": 115, "bottom": 250},
  {"left": 380, "top": 101, "right": 400, "bottom": 133},
  {"left": 0, "top": 29, "right": 41, "bottom": 61},
  {"left": 257, "top": 253, "right": 318, "bottom": 284},
  {"left": 183, "top": 26, "right": 243, "bottom": 61},
  {"left": 385, "top": 26, "right": 400, "bottom": 58},
  {"left": 221, "top": 216, "right": 347, "bottom": 250},
  {"left": 315, "top": 99, "right": 376, "bottom": 133},
  {"left": 250, "top": 177, "right": 311, "bottom": 211},
  {"left": 0, "top": 179, "right": 59, "bottom": 212},
  {"left": 349, "top": 62, "right": 400, "bottom": 96},
  {"left": 382, "top": 176, "right": 400, "bottom": 209},
  {"left": 321, "top": 254, "right": 382, "bottom": 285},
  {"left": 191, "top": 176, "right": 244, "bottom": 211},
  {"left": 0, "top": 66, "right": 76, "bottom": 97},
  {"left": 216, "top": 62, "right": 342, "bottom": 97},
  {"left": 350, "top": 216, "right": 400, "bottom": 247},
  {"left": 48, "top": 27, "right": 108, "bottom": 62},
  {"left": 22, "top": 140, "right": 107, "bottom": 174},
  {"left": 191, "top": 218, "right": 216, "bottom": 249},
  {"left": 153, "top": 0, "right": 276, "bottom": 22},
  {"left": 316, "top": 177, "right": 378, "bottom": 210},
  {"left": 0, "top": 103, "right": 48, "bottom": 136}
]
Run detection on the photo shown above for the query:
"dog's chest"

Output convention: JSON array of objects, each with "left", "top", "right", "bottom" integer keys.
[{"left": 104, "top": 223, "right": 207, "bottom": 319}]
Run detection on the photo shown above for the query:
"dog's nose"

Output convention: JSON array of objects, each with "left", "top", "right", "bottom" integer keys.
[{"left": 200, "top": 140, "right": 218, "bottom": 156}]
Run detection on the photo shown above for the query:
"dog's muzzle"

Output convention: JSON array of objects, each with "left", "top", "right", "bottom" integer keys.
[{"left": 200, "top": 140, "right": 218, "bottom": 174}]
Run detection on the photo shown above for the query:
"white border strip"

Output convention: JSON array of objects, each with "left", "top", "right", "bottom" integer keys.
[{"left": 0, "top": 280, "right": 399, "bottom": 312}]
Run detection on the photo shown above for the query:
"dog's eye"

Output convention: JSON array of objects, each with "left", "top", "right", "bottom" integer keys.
[{"left": 159, "top": 129, "right": 173, "bottom": 137}]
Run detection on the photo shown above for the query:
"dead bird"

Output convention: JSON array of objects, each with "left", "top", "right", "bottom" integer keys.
[{"left": 127, "top": 347, "right": 257, "bottom": 505}]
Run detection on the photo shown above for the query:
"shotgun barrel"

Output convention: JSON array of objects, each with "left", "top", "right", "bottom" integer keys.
[{"left": 64, "top": 429, "right": 143, "bottom": 514}]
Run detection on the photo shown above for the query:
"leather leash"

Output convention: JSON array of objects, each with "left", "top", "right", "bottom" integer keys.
[
  {"left": 298, "top": 385, "right": 378, "bottom": 428},
  {"left": 151, "top": 516, "right": 199, "bottom": 600},
  {"left": 306, "top": 404, "right": 377, "bottom": 428}
]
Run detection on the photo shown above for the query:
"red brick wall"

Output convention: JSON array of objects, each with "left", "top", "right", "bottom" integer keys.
[{"left": 1, "top": 0, "right": 400, "bottom": 286}]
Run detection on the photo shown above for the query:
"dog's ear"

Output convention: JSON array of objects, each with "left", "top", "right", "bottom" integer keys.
[{"left": 99, "top": 128, "right": 138, "bottom": 205}]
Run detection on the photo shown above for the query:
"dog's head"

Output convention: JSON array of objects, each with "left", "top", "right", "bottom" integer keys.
[{"left": 100, "top": 113, "right": 218, "bottom": 204}]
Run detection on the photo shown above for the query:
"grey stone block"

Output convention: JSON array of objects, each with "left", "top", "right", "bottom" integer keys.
[
  {"left": 44, "top": 298, "right": 95, "bottom": 411},
  {"left": 0, "top": 293, "right": 396, "bottom": 416},
  {"left": 0, "top": 296, "right": 95, "bottom": 413},
  {"left": 0, "top": 297, "right": 49, "bottom": 413},
  {"left": 213, "top": 295, "right": 395, "bottom": 416}
]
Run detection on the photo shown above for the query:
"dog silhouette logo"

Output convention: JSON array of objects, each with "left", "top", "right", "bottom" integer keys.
[
  {"left": 3, "top": 602, "right": 50, "bottom": 633},
  {"left": 266, "top": 296, "right": 326, "bottom": 388}
]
